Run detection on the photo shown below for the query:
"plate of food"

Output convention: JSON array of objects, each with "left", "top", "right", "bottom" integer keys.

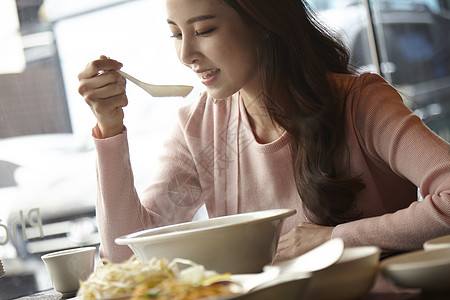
[{"left": 74, "top": 255, "right": 311, "bottom": 300}]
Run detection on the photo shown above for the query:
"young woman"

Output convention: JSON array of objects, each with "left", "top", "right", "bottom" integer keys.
[{"left": 78, "top": 0, "right": 450, "bottom": 264}]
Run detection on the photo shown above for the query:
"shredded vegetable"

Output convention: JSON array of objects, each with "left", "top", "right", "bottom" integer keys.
[
  {"left": 131, "top": 279, "right": 233, "bottom": 300},
  {"left": 76, "top": 256, "right": 233, "bottom": 300}
]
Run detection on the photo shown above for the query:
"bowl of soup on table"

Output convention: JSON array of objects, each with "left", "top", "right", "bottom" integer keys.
[{"left": 115, "top": 209, "right": 296, "bottom": 274}]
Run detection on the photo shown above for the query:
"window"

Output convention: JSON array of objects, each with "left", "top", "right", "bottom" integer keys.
[
  {"left": 370, "top": 0, "right": 450, "bottom": 139},
  {"left": 309, "top": 0, "right": 450, "bottom": 140}
]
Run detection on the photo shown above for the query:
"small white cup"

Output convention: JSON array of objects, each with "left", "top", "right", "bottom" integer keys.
[{"left": 41, "top": 247, "right": 96, "bottom": 296}]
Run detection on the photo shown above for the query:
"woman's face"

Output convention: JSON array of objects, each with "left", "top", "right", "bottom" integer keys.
[{"left": 166, "top": 0, "right": 259, "bottom": 100}]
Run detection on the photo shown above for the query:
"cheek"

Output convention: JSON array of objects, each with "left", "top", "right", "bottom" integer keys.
[
  {"left": 212, "top": 49, "right": 232, "bottom": 66},
  {"left": 223, "top": 46, "right": 256, "bottom": 79},
  {"left": 222, "top": 35, "right": 257, "bottom": 71}
]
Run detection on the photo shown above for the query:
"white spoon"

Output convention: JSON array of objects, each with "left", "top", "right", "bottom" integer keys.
[
  {"left": 266, "top": 237, "right": 345, "bottom": 274},
  {"left": 117, "top": 69, "right": 193, "bottom": 98},
  {"left": 227, "top": 238, "right": 344, "bottom": 293}
]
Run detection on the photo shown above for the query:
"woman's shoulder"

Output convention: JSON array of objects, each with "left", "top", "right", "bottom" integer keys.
[
  {"left": 331, "top": 72, "right": 390, "bottom": 91},
  {"left": 331, "top": 72, "right": 403, "bottom": 110}
]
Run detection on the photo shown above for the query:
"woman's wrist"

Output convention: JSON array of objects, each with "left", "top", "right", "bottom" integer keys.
[{"left": 94, "top": 123, "right": 125, "bottom": 139}]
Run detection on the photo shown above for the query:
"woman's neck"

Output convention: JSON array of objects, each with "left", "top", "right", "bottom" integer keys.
[{"left": 241, "top": 91, "right": 284, "bottom": 144}]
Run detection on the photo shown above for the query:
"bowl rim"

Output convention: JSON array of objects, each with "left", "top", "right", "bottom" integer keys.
[
  {"left": 115, "top": 208, "right": 296, "bottom": 246},
  {"left": 41, "top": 246, "right": 96, "bottom": 260},
  {"left": 337, "top": 245, "right": 381, "bottom": 263},
  {"left": 379, "top": 248, "right": 450, "bottom": 272},
  {"left": 424, "top": 234, "right": 450, "bottom": 248}
]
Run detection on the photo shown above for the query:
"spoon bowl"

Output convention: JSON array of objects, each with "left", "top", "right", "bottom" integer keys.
[{"left": 117, "top": 70, "right": 193, "bottom": 98}]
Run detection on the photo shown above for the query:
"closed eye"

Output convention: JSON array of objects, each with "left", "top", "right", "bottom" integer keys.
[
  {"left": 170, "top": 32, "right": 182, "bottom": 39},
  {"left": 170, "top": 27, "right": 217, "bottom": 39},
  {"left": 196, "top": 27, "right": 217, "bottom": 36}
]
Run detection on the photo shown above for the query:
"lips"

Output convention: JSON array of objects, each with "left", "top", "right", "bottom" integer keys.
[{"left": 197, "top": 68, "right": 220, "bottom": 83}]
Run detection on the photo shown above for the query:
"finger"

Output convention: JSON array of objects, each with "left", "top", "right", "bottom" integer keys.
[
  {"left": 78, "top": 57, "right": 123, "bottom": 80},
  {"left": 89, "top": 94, "right": 128, "bottom": 116},
  {"left": 275, "top": 247, "right": 291, "bottom": 262},
  {"left": 78, "top": 70, "right": 125, "bottom": 96},
  {"left": 277, "top": 240, "right": 289, "bottom": 252},
  {"left": 277, "top": 237, "right": 291, "bottom": 252},
  {"left": 277, "top": 236, "right": 288, "bottom": 247},
  {"left": 278, "top": 230, "right": 294, "bottom": 243},
  {"left": 83, "top": 82, "right": 127, "bottom": 104}
]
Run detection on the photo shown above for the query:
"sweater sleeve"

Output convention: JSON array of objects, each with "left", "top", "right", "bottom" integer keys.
[
  {"left": 332, "top": 73, "right": 450, "bottom": 252},
  {"left": 93, "top": 100, "right": 204, "bottom": 263}
]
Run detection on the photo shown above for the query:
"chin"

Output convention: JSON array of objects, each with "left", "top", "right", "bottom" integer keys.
[{"left": 206, "top": 86, "right": 240, "bottom": 101}]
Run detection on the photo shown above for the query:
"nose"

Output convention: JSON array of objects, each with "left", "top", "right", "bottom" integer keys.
[{"left": 178, "top": 36, "right": 200, "bottom": 66}]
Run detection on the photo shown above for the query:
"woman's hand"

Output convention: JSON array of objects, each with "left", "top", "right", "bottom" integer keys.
[
  {"left": 78, "top": 55, "right": 127, "bottom": 138},
  {"left": 275, "top": 222, "right": 334, "bottom": 261}
]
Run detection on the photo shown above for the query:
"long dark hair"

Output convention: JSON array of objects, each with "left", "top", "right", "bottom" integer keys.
[{"left": 223, "top": 0, "right": 365, "bottom": 225}]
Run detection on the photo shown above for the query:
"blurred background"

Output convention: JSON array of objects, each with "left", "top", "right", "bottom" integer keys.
[{"left": 0, "top": 0, "right": 449, "bottom": 298}]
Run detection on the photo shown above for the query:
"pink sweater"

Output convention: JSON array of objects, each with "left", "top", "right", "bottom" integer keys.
[{"left": 93, "top": 73, "right": 450, "bottom": 263}]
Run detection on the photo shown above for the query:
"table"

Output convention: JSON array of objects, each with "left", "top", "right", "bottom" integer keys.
[
  {"left": 14, "top": 290, "right": 450, "bottom": 300},
  {"left": 14, "top": 288, "right": 450, "bottom": 299},
  {"left": 13, "top": 271, "right": 450, "bottom": 300}
]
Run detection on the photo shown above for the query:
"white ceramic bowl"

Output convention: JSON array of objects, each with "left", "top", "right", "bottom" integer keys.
[
  {"left": 304, "top": 246, "right": 381, "bottom": 300},
  {"left": 115, "top": 209, "right": 296, "bottom": 274},
  {"left": 380, "top": 248, "right": 450, "bottom": 291},
  {"left": 41, "top": 247, "right": 96, "bottom": 297},
  {"left": 424, "top": 234, "right": 450, "bottom": 251},
  {"left": 227, "top": 273, "right": 312, "bottom": 300}
]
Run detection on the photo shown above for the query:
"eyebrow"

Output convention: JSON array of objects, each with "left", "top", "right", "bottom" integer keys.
[{"left": 167, "top": 14, "right": 216, "bottom": 26}]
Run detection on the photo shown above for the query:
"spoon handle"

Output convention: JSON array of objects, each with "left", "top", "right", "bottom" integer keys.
[
  {"left": 117, "top": 70, "right": 193, "bottom": 98},
  {"left": 116, "top": 69, "right": 146, "bottom": 88},
  {"left": 268, "top": 238, "right": 344, "bottom": 273}
]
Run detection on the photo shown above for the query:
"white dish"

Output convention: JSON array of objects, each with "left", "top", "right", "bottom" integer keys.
[
  {"left": 95, "top": 274, "right": 311, "bottom": 300},
  {"left": 115, "top": 209, "right": 296, "bottom": 274},
  {"left": 380, "top": 248, "right": 450, "bottom": 291},
  {"left": 41, "top": 247, "right": 96, "bottom": 296},
  {"left": 203, "top": 273, "right": 312, "bottom": 300},
  {"left": 424, "top": 234, "right": 450, "bottom": 251},
  {"left": 230, "top": 238, "right": 343, "bottom": 293},
  {"left": 231, "top": 276, "right": 311, "bottom": 300},
  {"left": 304, "top": 246, "right": 381, "bottom": 300}
]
